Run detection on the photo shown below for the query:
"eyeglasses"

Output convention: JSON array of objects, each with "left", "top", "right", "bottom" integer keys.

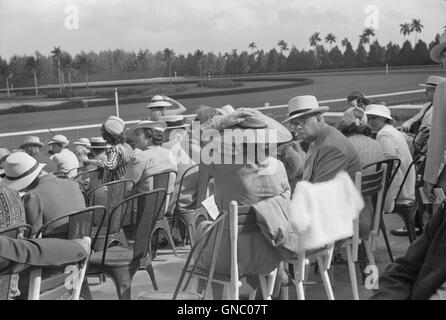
[{"left": 290, "top": 117, "right": 312, "bottom": 128}]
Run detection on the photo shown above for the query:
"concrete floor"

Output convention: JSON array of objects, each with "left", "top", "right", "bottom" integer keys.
[{"left": 88, "top": 213, "right": 417, "bottom": 300}]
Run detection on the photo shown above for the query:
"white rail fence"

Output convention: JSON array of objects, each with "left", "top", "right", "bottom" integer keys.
[{"left": 0, "top": 89, "right": 424, "bottom": 149}]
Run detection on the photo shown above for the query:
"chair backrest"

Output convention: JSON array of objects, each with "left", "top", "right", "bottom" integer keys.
[
  {"left": 134, "top": 170, "right": 177, "bottom": 219},
  {"left": 173, "top": 210, "right": 227, "bottom": 300},
  {"left": 97, "top": 189, "right": 166, "bottom": 267},
  {"left": 74, "top": 168, "right": 104, "bottom": 192},
  {"left": 354, "top": 164, "right": 387, "bottom": 255},
  {"left": 87, "top": 179, "right": 135, "bottom": 235},
  {"left": 0, "top": 224, "right": 32, "bottom": 300},
  {"left": 27, "top": 237, "right": 91, "bottom": 300},
  {"left": 364, "top": 158, "right": 401, "bottom": 197},
  {"left": 395, "top": 157, "right": 419, "bottom": 201},
  {"left": 36, "top": 205, "right": 107, "bottom": 251},
  {"left": 172, "top": 164, "right": 199, "bottom": 214}
]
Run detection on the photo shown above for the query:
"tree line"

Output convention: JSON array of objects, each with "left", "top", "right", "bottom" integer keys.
[{"left": 0, "top": 21, "right": 444, "bottom": 93}]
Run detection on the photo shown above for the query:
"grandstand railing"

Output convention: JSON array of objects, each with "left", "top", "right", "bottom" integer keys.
[{"left": 0, "top": 89, "right": 425, "bottom": 150}]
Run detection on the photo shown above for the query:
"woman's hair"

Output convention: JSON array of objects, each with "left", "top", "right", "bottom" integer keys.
[
  {"left": 143, "top": 128, "right": 164, "bottom": 146},
  {"left": 338, "top": 121, "right": 372, "bottom": 137},
  {"left": 101, "top": 124, "right": 125, "bottom": 145}
]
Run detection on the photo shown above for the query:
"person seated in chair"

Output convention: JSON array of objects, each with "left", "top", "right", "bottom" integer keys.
[
  {"left": 20, "top": 136, "right": 57, "bottom": 173},
  {"left": 193, "top": 110, "right": 297, "bottom": 299},
  {"left": 0, "top": 152, "right": 86, "bottom": 236}
]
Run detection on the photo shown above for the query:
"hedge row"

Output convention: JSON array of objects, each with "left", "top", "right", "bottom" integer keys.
[{"left": 0, "top": 78, "right": 313, "bottom": 114}]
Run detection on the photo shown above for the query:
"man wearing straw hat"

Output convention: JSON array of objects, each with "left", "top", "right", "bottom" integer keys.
[
  {"left": 398, "top": 75, "right": 446, "bottom": 156},
  {"left": 48, "top": 135, "right": 79, "bottom": 178},
  {"left": 0, "top": 152, "right": 85, "bottom": 236},
  {"left": 283, "top": 95, "right": 361, "bottom": 184},
  {"left": 20, "top": 136, "right": 57, "bottom": 172}
]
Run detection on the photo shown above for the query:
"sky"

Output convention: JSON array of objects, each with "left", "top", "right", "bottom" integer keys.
[{"left": 0, "top": 0, "right": 445, "bottom": 59}]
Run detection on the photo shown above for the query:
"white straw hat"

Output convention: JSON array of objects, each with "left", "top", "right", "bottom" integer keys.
[
  {"left": 145, "top": 95, "right": 173, "bottom": 109},
  {"left": 73, "top": 138, "right": 91, "bottom": 148},
  {"left": 0, "top": 152, "right": 46, "bottom": 191},
  {"left": 48, "top": 134, "right": 69, "bottom": 147},
  {"left": 282, "top": 95, "right": 329, "bottom": 124},
  {"left": 365, "top": 104, "right": 393, "bottom": 120},
  {"left": 160, "top": 115, "right": 190, "bottom": 130},
  {"left": 20, "top": 136, "right": 44, "bottom": 148},
  {"left": 130, "top": 120, "right": 167, "bottom": 133}
]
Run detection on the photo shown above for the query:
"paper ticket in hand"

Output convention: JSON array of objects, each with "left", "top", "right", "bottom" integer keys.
[{"left": 201, "top": 195, "right": 219, "bottom": 221}]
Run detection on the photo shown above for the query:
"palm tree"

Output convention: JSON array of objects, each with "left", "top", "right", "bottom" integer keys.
[
  {"left": 24, "top": 56, "right": 40, "bottom": 95},
  {"left": 309, "top": 32, "right": 322, "bottom": 62},
  {"left": 74, "top": 53, "right": 93, "bottom": 88},
  {"left": 410, "top": 19, "right": 424, "bottom": 44},
  {"left": 341, "top": 37, "right": 350, "bottom": 48},
  {"left": 51, "top": 46, "right": 62, "bottom": 92},
  {"left": 359, "top": 33, "right": 369, "bottom": 45},
  {"left": 277, "top": 40, "right": 289, "bottom": 55},
  {"left": 325, "top": 33, "right": 337, "bottom": 51},
  {"left": 360, "top": 27, "right": 376, "bottom": 49},
  {"left": 248, "top": 42, "right": 257, "bottom": 53},
  {"left": 400, "top": 23, "right": 411, "bottom": 42},
  {"left": 163, "top": 48, "right": 176, "bottom": 84}
]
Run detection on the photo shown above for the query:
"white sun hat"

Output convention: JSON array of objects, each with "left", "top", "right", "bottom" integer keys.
[
  {"left": 130, "top": 120, "right": 167, "bottom": 133},
  {"left": 365, "top": 104, "right": 393, "bottom": 120},
  {"left": 145, "top": 95, "right": 173, "bottom": 109},
  {"left": 0, "top": 152, "right": 46, "bottom": 191},
  {"left": 48, "top": 134, "right": 69, "bottom": 147}
]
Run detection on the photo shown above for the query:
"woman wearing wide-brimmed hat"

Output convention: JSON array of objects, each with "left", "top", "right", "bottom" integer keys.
[
  {"left": 123, "top": 120, "right": 178, "bottom": 195},
  {"left": 194, "top": 110, "right": 297, "bottom": 299},
  {"left": 82, "top": 116, "right": 134, "bottom": 182},
  {"left": 365, "top": 104, "right": 416, "bottom": 215}
]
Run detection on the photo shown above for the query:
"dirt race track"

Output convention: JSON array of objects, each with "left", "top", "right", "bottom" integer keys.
[{"left": 0, "top": 66, "right": 443, "bottom": 135}]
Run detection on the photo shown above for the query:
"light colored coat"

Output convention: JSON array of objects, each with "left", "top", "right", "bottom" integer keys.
[
  {"left": 424, "top": 80, "right": 446, "bottom": 190},
  {"left": 376, "top": 124, "right": 416, "bottom": 212}
]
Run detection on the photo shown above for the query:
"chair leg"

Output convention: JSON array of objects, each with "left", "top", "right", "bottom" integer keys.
[
  {"left": 145, "top": 264, "right": 158, "bottom": 291},
  {"left": 107, "top": 268, "right": 137, "bottom": 300},
  {"left": 345, "top": 243, "right": 359, "bottom": 300},
  {"left": 363, "top": 240, "right": 376, "bottom": 266},
  {"left": 379, "top": 217, "right": 394, "bottom": 262},
  {"left": 317, "top": 255, "right": 335, "bottom": 300},
  {"left": 151, "top": 228, "right": 160, "bottom": 258},
  {"left": 258, "top": 269, "right": 277, "bottom": 300},
  {"left": 160, "top": 219, "right": 178, "bottom": 257},
  {"left": 80, "top": 279, "right": 93, "bottom": 300}
]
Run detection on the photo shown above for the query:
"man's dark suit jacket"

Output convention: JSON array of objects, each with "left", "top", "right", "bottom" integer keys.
[
  {"left": 0, "top": 237, "right": 88, "bottom": 275},
  {"left": 371, "top": 205, "right": 446, "bottom": 299}
]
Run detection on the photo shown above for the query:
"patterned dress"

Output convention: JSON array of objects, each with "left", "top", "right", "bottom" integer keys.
[
  {"left": 97, "top": 143, "right": 134, "bottom": 182},
  {"left": 0, "top": 187, "right": 26, "bottom": 299}
]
